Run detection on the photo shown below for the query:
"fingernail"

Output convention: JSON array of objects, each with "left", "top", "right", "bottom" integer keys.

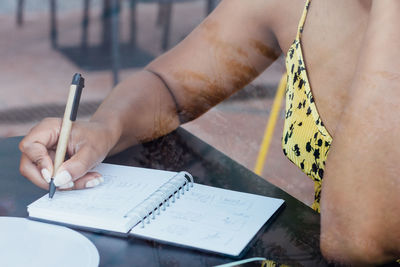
[
  {"left": 41, "top": 168, "right": 51, "bottom": 183},
  {"left": 85, "top": 177, "right": 103, "bottom": 188},
  {"left": 54, "top": 170, "right": 72, "bottom": 187},
  {"left": 59, "top": 181, "right": 74, "bottom": 189}
]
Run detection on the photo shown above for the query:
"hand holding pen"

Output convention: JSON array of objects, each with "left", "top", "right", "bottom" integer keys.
[
  {"left": 48, "top": 73, "right": 84, "bottom": 198},
  {"left": 19, "top": 74, "right": 106, "bottom": 193}
]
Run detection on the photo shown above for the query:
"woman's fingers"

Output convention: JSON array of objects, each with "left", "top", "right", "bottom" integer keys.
[
  {"left": 20, "top": 141, "right": 54, "bottom": 177},
  {"left": 19, "top": 154, "right": 49, "bottom": 190},
  {"left": 20, "top": 154, "right": 104, "bottom": 191},
  {"left": 20, "top": 119, "right": 113, "bottom": 191},
  {"left": 19, "top": 118, "right": 62, "bottom": 180},
  {"left": 74, "top": 172, "right": 104, "bottom": 190},
  {"left": 57, "top": 172, "right": 104, "bottom": 191},
  {"left": 20, "top": 118, "right": 61, "bottom": 150},
  {"left": 54, "top": 144, "right": 105, "bottom": 187}
]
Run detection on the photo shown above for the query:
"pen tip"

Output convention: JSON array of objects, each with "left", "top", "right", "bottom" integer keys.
[{"left": 49, "top": 179, "right": 56, "bottom": 199}]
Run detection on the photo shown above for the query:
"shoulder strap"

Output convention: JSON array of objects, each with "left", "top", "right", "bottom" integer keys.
[{"left": 296, "top": 0, "right": 311, "bottom": 39}]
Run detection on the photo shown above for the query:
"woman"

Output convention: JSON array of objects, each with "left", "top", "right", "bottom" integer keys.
[{"left": 19, "top": 0, "right": 400, "bottom": 265}]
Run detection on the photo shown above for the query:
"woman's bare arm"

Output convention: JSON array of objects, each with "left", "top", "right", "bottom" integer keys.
[
  {"left": 102, "top": 0, "right": 282, "bottom": 153},
  {"left": 321, "top": 0, "right": 400, "bottom": 265},
  {"left": 19, "top": 0, "right": 281, "bottom": 189}
]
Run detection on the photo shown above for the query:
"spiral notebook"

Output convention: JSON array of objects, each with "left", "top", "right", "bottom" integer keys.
[{"left": 27, "top": 163, "right": 284, "bottom": 257}]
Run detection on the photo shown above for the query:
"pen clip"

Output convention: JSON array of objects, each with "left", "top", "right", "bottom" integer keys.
[{"left": 70, "top": 73, "right": 85, "bottom": 121}]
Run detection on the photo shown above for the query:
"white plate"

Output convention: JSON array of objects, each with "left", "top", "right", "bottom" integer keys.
[{"left": 0, "top": 217, "right": 99, "bottom": 267}]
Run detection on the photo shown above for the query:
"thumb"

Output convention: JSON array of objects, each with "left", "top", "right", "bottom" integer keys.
[{"left": 53, "top": 145, "right": 104, "bottom": 186}]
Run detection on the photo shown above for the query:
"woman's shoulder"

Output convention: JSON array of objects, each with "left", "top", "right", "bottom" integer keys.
[{"left": 216, "top": 0, "right": 303, "bottom": 33}]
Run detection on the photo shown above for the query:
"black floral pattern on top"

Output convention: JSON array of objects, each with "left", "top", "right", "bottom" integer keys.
[{"left": 282, "top": 0, "right": 332, "bottom": 213}]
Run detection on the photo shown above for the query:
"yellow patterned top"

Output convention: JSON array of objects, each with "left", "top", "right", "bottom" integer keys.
[
  {"left": 283, "top": 2, "right": 400, "bottom": 264},
  {"left": 282, "top": 0, "right": 332, "bottom": 212}
]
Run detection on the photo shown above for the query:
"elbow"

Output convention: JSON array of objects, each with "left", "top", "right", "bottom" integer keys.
[
  {"left": 320, "top": 230, "right": 376, "bottom": 266},
  {"left": 320, "top": 222, "right": 398, "bottom": 266}
]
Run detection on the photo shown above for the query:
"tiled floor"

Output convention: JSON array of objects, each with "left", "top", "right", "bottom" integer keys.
[{"left": 0, "top": 1, "right": 314, "bottom": 206}]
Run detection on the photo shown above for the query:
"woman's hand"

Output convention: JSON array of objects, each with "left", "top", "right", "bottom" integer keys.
[{"left": 19, "top": 118, "right": 118, "bottom": 190}]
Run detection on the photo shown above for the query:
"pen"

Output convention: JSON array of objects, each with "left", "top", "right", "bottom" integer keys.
[{"left": 49, "top": 73, "right": 85, "bottom": 198}]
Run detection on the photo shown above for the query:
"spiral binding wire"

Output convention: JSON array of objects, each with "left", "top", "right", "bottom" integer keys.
[{"left": 124, "top": 171, "right": 194, "bottom": 228}]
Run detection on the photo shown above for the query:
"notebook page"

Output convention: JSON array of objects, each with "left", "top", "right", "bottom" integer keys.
[
  {"left": 28, "top": 163, "right": 178, "bottom": 233},
  {"left": 130, "top": 183, "right": 284, "bottom": 256}
]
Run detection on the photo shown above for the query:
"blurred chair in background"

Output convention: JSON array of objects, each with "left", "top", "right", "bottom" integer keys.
[
  {"left": 15, "top": 0, "right": 219, "bottom": 85},
  {"left": 16, "top": 0, "right": 58, "bottom": 48}
]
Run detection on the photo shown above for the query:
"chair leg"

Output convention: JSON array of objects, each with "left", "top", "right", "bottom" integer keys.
[
  {"left": 253, "top": 74, "right": 286, "bottom": 175},
  {"left": 110, "top": 0, "right": 120, "bottom": 85},
  {"left": 81, "top": 0, "right": 90, "bottom": 50},
  {"left": 156, "top": 0, "right": 164, "bottom": 26},
  {"left": 102, "top": 0, "right": 112, "bottom": 49},
  {"left": 17, "top": 0, "right": 24, "bottom": 26},
  {"left": 49, "top": 0, "right": 58, "bottom": 48},
  {"left": 160, "top": 0, "right": 172, "bottom": 51},
  {"left": 129, "top": 0, "right": 137, "bottom": 49}
]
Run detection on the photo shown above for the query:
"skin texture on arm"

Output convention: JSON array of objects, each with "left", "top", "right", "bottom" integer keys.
[
  {"left": 19, "top": 0, "right": 281, "bottom": 190},
  {"left": 96, "top": 0, "right": 282, "bottom": 154},
  {"left": 145, "top": 0, "right": 281, "bottom": 123},
  {"left": 320, "top": 0, "right": 400, "bottom": 265}
]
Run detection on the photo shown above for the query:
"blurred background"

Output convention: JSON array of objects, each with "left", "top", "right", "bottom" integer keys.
[{"left": 0, "top": 0, "right": 313, "bottom": 206}]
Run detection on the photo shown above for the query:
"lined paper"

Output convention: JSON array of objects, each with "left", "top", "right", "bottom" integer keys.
[
  {"left": 28, "top": 163, "right": 177, "bottom": 232},
  {"left": 130, "top": 183, "right": 284, "bottom": 256}
]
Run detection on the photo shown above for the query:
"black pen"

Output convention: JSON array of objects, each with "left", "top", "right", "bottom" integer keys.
[{"left": 49, "top": 73, "right": 84, "bottom": 198}]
